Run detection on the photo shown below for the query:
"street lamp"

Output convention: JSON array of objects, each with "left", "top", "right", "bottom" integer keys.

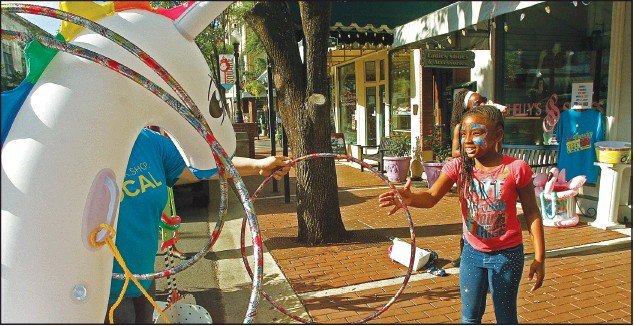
[{"left": 230, "top": 27, "right": 244, "bottom": 123}]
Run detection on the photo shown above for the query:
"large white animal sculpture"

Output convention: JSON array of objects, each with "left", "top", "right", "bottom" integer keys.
[{"left": 1, "top": 1, "right": 235, "bottom": 322}]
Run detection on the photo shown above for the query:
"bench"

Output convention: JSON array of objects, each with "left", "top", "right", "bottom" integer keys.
[
  {"left": 501, "top": 144, "right": 558, "bottom": 175},
  {"left": 351, "top": 137, "right": 392, "bottom": 172}
]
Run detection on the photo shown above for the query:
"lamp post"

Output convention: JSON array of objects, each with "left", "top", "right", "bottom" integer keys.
[{"left": 231, "top": 29, "right": 244, "bottom": 123}]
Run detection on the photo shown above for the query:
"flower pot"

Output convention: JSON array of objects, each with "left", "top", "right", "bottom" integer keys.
[
  {"left": 410, "top": 158, "right": 423, "bottom": 181},
  {"left": 423, "top": 162, "right": 444, "bottom": 188},
  {"left": 383, "top": 156, "right": 411, "bottom": 183}
]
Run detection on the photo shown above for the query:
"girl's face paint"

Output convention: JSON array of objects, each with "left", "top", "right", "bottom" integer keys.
[{"left": 460, "top": 116, "right": 496, "bottom": 158}]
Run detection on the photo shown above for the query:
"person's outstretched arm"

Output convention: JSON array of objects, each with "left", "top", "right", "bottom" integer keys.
[
  {"left": 378, "top": 172, "right": 455, "bottom": 215},
  {"left": 175, "top": 155, "right": 292, "bottom": 185},
  {"left": 518, "top": 182, "right": 546, "bottom": 291}
]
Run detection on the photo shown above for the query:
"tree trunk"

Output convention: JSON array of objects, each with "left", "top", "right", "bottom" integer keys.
[{"left": 245, "top": 1, "right": 347, "bottom": 244}]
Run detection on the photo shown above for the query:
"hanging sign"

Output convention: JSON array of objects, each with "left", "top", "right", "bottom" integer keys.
[
  {"left": 571, "top": 82, "right": 593, "bottom": 110},
  {"left": 422, "top": 50, "right": 475, "bottom": 68},
  {"left": 218, "top": 54, "right": 235, "bottom": 90}
]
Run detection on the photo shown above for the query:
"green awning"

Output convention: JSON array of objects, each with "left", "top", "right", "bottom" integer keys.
[{"left": 289, "top": 1, "right": 452, "bottom": 44}]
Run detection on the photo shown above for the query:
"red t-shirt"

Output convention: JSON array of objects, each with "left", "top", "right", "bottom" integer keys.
[{"left": 441, "top": 155, "right": 533, "bottom": 252}]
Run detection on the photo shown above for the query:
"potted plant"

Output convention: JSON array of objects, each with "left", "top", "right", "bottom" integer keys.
[
  {"left": 383, "top": 133, "right": 411, "bottom": 183},
  {"left": 422, "top": 126, "right": 452, "bottom": 188},
  {"left": 410, "top": 136, "right": 424, "bottom": 181}
]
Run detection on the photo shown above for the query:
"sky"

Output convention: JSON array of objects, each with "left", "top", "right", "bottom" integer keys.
[{"left": 6, "top": 1, "right": 61, "bottom": 35}]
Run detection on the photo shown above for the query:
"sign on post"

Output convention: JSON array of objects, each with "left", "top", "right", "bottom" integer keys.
[
  {"left": 421, "top": 50, "right": 475, "bottom": 68},
  {"left": 218, "top": 54, "right": 235, "bottom": 90}
]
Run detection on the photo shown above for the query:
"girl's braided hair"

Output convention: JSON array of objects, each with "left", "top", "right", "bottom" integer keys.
[
  {"left": 457, "top": 105, "right": 505, "bottom": 211},
  {"left": 450, "top": 89, "right": 471, "bottom": 132}
]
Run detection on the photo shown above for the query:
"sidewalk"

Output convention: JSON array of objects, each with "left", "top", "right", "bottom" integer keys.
[{"left": 162, "top": 137, "right": 632, "bottom": 324}]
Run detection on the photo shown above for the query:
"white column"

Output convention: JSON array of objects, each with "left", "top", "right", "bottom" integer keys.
[
  {"left": 590, "top": 162, "right": 632, "bottom": 230},
  {"left": 606, "top": 1, "right": 632, "bottom": 140}
]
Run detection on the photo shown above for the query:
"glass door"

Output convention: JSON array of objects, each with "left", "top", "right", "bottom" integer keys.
[{"left": 365, "top": 86, "right": 377, "bottom": 146}]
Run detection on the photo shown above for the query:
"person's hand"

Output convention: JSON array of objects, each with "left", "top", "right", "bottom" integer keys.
[
  {"left": 378, "top": 178, "right": 413, "bottom": 215},
  {"left": 528, "top": 259, "right": 545, "bottom": 291},
  {"left": 256, "top": 155, "right": 293, "bottom": 180}
]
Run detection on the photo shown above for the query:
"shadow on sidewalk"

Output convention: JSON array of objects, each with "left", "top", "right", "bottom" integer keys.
[{"left": 303, "top": 286, "right": 461, "bottom": 312}]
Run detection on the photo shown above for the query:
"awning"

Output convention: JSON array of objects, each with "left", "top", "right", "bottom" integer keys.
[
  {"left": 289, "top": 1, "right": 451, "bottom": 45},
  {"left": 393, "top": 1, "right": 544, "bottom": 48}
]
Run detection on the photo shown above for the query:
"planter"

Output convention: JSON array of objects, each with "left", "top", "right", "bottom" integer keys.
[
  {"left": 383, "top": 156, "right": 411, "bottom": 183},
  {"left": 410, "top": 158, "right": 423, "bottom": 181},
  {"left": 423, "top": 162, "right": 444, "bottom": 188}
]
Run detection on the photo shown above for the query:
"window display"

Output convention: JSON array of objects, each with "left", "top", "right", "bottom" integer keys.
[{"left": 499, "top": 1, "right": 611, "bottom": 145}]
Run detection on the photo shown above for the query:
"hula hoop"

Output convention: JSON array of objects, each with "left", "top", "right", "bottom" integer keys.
[
  {"left": 1, "top": 5, "right": 263, "bottom": 322},
  {"left": 239, "top": 153, "right": 417, "bottom": 324}
]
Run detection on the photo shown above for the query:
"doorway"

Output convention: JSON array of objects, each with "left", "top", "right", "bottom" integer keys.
[{"left": 432, "top": 68, "right": 453, "bottom": 139}]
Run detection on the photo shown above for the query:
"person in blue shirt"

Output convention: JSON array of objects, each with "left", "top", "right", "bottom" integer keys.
[{"left": 105, "top": 128, "right": 291, "bottom": 323}]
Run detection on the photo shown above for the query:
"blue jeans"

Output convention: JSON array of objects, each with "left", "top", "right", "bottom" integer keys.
[{"left": 459, "top": 241, "right": 524, "bottom": 324}]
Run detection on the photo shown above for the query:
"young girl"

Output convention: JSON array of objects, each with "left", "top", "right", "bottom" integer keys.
[
  {"left": 449, "top": 91, "right": 508, "bottom": 268},
  {"left": 379, "top": 105, "right": 545, "bottom": 324}
]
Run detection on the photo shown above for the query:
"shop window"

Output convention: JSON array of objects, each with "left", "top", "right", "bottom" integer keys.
[
  {"left": 499, "top": 1, "right": 611, "bottom": 145},
  {"left": 2, "top": 47, "right": 15, "bottom": 76},
  {"left": 389, "top": 49, "right": 412, "bottom": 133},
  {"left": 365, "top": 60, "right": 376, "bottom": 82},
  {"left": 337, "top": 63, "right": 357, "bottom": 144}
]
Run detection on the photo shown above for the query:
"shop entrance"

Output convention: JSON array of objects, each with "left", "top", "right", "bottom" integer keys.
[{"left": 431, "top": 68, "right": 453, "bottom": 139}]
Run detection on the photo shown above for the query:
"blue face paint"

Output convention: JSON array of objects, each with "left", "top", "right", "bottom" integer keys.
[
  {"left": 473, "top": 136, "right": 487, "bottom": 149},
  {"left": 461, "top": 123, "right": 489, "bottom": 150}
]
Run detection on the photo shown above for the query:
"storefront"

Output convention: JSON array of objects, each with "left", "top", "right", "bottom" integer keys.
[
  {"left": 333, "top": 49, "right": 389, "bottom": 147},
  {"left": 496, "top": 1, "right": 613, "bottom": 146},
  {"left": 388, "top": 20, "right": 492, "bottom": 160},
  {"left": 392, "top": 1, "right": 632, "bottom": 221}
]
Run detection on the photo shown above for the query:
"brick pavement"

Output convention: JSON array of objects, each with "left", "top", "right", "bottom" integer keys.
[{"left": 247, "top": 138, "right": 632, "bottom": 324}]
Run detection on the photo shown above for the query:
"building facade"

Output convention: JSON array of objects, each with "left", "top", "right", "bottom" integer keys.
[
  {"left": 389, "top": 1, "right": 631, "bottom": 221},
  {"left": 1, "top": 13, "right": 50, "bottom": 89}
]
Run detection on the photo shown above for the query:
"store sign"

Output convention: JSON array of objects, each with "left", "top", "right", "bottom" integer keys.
[{"left": 422, "top": 50, "right": 475, "bottom": 68}]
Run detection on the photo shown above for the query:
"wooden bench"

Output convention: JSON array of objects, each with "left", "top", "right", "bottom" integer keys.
[
  {"left": 352, "top": 137, "right": 392, "bottom": 172},
  {"left": 501, "top": 144, "right": 558, "bottom": 175}
]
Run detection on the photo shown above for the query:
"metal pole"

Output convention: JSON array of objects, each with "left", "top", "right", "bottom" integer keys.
[
  {"left": 233, "top": 41, "right": 244, "bottom": 123},
  {"left": 267, "top": 60, "right": 278, "bottom": 192},
  {"left": 282, "top": 127, "right": 290, "bottom": 203}
]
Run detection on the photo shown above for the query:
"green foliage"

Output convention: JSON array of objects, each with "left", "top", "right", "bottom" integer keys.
[
  {"left": 423, "top": 126, "right": 451, "bottom": 162},
  {"left": 244, "top": 79, "right": 265, "bottom": 96},
  {"left": 1, "top": 71, "right": 25, "bottom": 90},
  {"left": 386, "top": 133, "right": 411, "bottom": 157},
  {"left": 412, "top": 136, "right": 423, "bottom": 161}
]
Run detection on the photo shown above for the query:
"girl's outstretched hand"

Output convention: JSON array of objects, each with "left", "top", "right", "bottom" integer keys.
[
  {"left": 378, "top": 178, "right": 413, "bottom": 215},
  {"left": 528, "top": 259, "right": 545, "bottom": 291}
]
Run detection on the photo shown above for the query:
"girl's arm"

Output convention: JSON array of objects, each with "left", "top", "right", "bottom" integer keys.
[
  {"left": 517, "top": 182, "right": 546, "bottom": 291},
  {"left": 378, "top": 172, "right": 455, "bottom": 215},
  {"left": 451, "top": 124, "right": 461, "bottom": 158}
]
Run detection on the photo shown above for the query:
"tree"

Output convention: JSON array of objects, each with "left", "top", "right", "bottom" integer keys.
[{"left": 245, "top": 2, "right": 347, "bottom": 244}]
